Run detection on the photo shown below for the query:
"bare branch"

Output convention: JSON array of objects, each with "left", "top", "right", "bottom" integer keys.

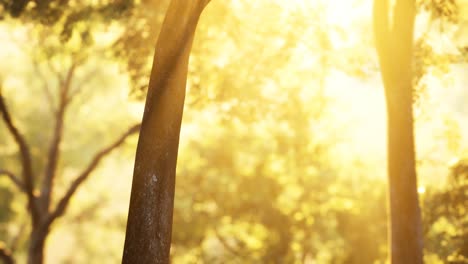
[
  {"left": 67, "top": 68, "right": 97, "bottom": 102},
  {"left": 46, "top": 59, "right": 62, "bottom": 84},
  {"left": 39, "top": 102, "right": 66, "bottom": 212},
  {"left": 0, "top": 169, "right": 25, "bottom": 192},
  {"left": 31, "top": 56, "right": 56, "bottom": 114},
  {"left": 0, "top": 92, "right": 40, "bottom": 224},
  {"left": 46, "top": 123, "right": 141, "bottom": 226},
  {"left": 0, "top": 242, "right": 14, "bottom": 264},
  {"left": 40, "top": 60, "right": 77, "bottom": 212},
  {"left": 62, "top": 56, "right": 90, "bottom": 106},
  {"left": 60, "top": 60, "right": 78, "bottom": 104}
]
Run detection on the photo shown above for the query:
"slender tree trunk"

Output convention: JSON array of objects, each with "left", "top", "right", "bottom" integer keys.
[
  {"left": 27, "top": 227, "right": 48, "bottom": 264},
  {"left": 385, "top": 79, "right": 423, "bottom": 264},
  {"left": 373, "top": 0, "right": 424, "bottom": 263},
  {"left": 122, "top": 1, "right": 210, "bottom": 263}
]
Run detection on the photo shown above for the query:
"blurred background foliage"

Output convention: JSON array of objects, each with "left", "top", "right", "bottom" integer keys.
[{"left": 0, "top": 0, "right": 467, "bottom": 263}]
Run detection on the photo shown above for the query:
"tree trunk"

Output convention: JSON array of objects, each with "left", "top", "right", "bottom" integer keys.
[
  {"left": 27, "top": 228, "right": 47, "bottom": 264},
  {"left": 122, "top": 1, "right": 210, "bottom": 263},
  {"left": 386, "top": 81, "right": 423, "bottom": 264},
  {"left": 373, "top": 0, "right": 424, "bottom": 263}
]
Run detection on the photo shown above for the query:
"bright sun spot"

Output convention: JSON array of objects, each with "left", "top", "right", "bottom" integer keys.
[{"left": 418, "top": 186, "right": 426, "bottom": 194}]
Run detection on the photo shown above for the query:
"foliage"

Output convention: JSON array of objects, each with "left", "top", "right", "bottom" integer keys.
[
  {"left": 0, "top": 12, "right": 140, "bottom": 262},
  {"left": 422, "top": 159, "right": 468, "bottom": 263},
  {"left": 0, "top": 0, "right": 467, "bottom": 262}
]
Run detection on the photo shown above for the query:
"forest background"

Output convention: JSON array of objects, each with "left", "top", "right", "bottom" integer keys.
[{"left": 0, "top": 0, "right": 467, "bottom": 263}]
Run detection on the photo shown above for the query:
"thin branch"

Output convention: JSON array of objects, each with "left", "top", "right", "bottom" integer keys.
[
  {"left": 0, "top": 242, "right": 14, "bottom": 264},
  {"left": 31, "top": 56, "right": 56, "bottom": 114},
  {"left": 0, "top": 92, "right": 40, "bottom": 224},
  {"left": 39, "top": 103, "right": 65, "bottom": 211},
  {"left": 46, "top": 59, "right": 62, "bottom": 85},
  {"left": 46, "top": 123, "right": 141, "bottom": 226},
  {"left": 40, "top": 60, "right": 77, "bottom": 212},
  {"left": 63, "top": 56, "right": 90, "bottom": 105},
  {"left": 60, "top": 60, "right": 78, "bottom": 104},
  {"left": 0, "top": 169, "right": 25, "bottom": 192},
  {"left": 61, "top": 63, "right": 97, "bottom": 119},
  {"left": 67, "top": 68, "right": 97, "bottom": 102}
]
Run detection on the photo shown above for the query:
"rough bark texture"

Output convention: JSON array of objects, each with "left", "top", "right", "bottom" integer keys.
[
  {"left": 122, "top": 1, "right": 210, "bottom": 263},
  {"left": 373, "top": 0, "right": 424, "bottom": 263}
]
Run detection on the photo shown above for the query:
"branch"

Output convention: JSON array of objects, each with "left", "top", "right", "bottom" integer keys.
[
  {"left": 67, "top": 68, "right": 97, "bottom": 103},
  {"left": 0, "top": 92, "right": 40, "bottom": 224},
  {"left": 46, "top": 123, "right": 141, "bottom": 226},
  {"left": 46, "top": 59, "right": 62, "bottom": 86},
  {"left": 63, "top": 55, "right": 91, "bottom": 107},
  {"left": 40, "top": 61, "right": 77, "bottom": 212},
  {"left": 0, "top": 242, "right": 14, "bottom": 264},
  {"left": 0, "top": 169, "right": 25, "bottom": 192},
  {"left": 60, "top": 60, "right": 78, "bottom": 105},
  {"left": 31, "top": 56, "right": 56, "bottom": 114}
]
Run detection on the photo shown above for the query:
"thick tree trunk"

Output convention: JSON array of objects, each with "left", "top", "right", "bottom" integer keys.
[
  {"left": 373, "top": 0, "right": 424, "bottom": 263},
  {"left": 122, "top": 1, "right": 210, "bottom": 263}
]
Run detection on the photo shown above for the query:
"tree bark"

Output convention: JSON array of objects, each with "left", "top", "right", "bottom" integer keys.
[
  {"left": 27, "top": 227, "right": 47, "bottom": 264},
  {"left": 373, "top": 0, "right": 424, "bottom": 263},
  {"left": 122, "top": 1, "right": 210, "bottom": 263}
]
